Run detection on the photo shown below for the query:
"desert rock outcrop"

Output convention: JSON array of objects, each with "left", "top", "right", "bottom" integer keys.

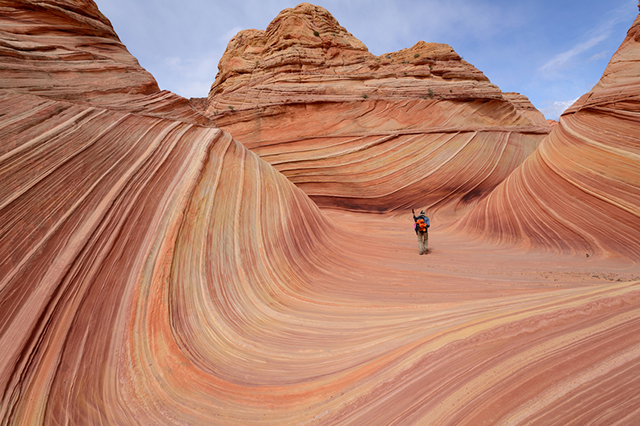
[
  {"left": 205, "top": 3, "right": 551, "bottom": 216},
  {"left": 456, "top": 8, "right": 640, "bottom": 259},
  {"left": 0, "top": 0, "right": 156, "bottom": 100},
  {"left": 207, "top": 4, "right": 497, "bottom": 110},
  {"left": 0, "top": 0, "right": 213, "bottom": 125}
]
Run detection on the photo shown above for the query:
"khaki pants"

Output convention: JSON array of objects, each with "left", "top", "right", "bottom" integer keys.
[{"left": 417, "top": 230, "right": 428, "bottom": 254}]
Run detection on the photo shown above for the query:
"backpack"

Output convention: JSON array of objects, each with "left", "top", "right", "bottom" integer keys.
[{"left": 416, "top": 218, "right": 427, "bottom": 232}]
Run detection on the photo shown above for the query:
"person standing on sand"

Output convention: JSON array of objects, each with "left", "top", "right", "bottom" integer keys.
[{"left": 412, "top": 209, "right": 430, "bottom": 255}]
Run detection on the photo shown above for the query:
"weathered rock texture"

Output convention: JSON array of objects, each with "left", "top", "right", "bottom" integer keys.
[
  {"left": 0, "top": 0, "right": 155, "bottom": 98},
  {"left": 2, "top": 1, "right": 640, "bottom": 425},
  {"left": 0, "top": 0, "right": 213, "bottom": 124},
  {"left": 456, "top": 9, "right": 640, "bottom": 259},
  {"left": 205, "top": 3, "right": 550, "bottom": 216}
]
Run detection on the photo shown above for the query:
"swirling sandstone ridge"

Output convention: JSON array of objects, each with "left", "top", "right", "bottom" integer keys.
[
  {"left": 456, "top": 9, "right": 640, "bottom": 259},
  {"left": 2, "top": 1, "right": 640, "bottom": 425},
  {"left": 203, "top": 3, "right": 551, "bottom": 216}
]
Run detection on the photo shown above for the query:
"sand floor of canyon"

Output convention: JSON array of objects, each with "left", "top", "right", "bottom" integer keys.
[{"left": 324, "top": 209, "right": 640, "bottom": 300}]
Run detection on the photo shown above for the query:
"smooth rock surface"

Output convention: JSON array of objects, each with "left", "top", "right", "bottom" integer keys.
[{"left": 457, "top": 9, "right": 640, "bottom": 260}]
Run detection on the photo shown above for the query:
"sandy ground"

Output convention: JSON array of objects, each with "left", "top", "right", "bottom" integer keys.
[{"left": 324, "top": 209, "right": 640, "bottom": 293}]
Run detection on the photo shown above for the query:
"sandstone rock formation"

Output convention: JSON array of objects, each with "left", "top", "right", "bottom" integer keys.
[
  {"left": 2, "top": 1, "right": 640, "bottom": 425},
  {"left": 0, "top": 0, "right": 213, "bottom": 124},
  {"left": 205, "top": 3, "right": 551, "bottom": 217},
  {"left": 456, "top": 9, "right": 640, "bottom": 259},
  {"left": 207, "top": 6, "right": 496, "bottom": 110},
  {"left": 0, "top": 0, "right": 155, "bottom": 99}
]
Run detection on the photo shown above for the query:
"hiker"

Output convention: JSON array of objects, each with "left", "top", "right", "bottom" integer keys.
[{"left": 412, "top": 209, "right": 430, "bottom": 255}]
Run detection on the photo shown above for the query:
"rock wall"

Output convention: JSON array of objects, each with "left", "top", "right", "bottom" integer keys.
[
  {"left": 0, "top": 0, "right": 156, "bottom": 100},
  {"left": 205, "top": 3, "right": 551, "bottom": 216},
  {"left": 0, "top": 1, "right": 332, "bottom": 422},
  {"left": 0, "top": 89, "right": 337, "bottom": 424},
  {"left": 0, "top": 0, "right": 213, "bottom": 124},
  {"left": 456, "top": 9, "right": 640, "bottom": 259}
]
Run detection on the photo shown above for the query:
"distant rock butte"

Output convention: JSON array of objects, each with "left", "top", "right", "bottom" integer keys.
[
  {"left": 457, "top": 9, "right": 640, "bottom": 259},
  {"left": 204, "top": 3, "right": 550, "bottom": 216},
  {"left": 207, "top": 3, "right": 529, "bottom": 111}
]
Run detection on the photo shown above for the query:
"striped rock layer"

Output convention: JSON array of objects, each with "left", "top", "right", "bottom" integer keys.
[
  {"left": 456, "top": 9, "right": 640, "bottom": 259},
  {"left": 0, "top": 0, "right": 213, "bottom": 124},
  {"left": 204, "top": 3, "right": 551, "bottom": 216},
  {"left": 1, "top": 1, "right": 640, "bottom": 425}
]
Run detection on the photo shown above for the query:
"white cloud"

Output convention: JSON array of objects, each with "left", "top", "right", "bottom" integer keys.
[
  {"left": 160, "top": 52, "right": 221, "bottom": 98},
  {"left": 540, "top": 98, "right": 579, "bottom": 120},
  {"left": 587, "top": 50, "right": 610, "bottom": 63},
  {"left": 220, "top": 26, "right": 243, "bottom": 44},
  {"left": 311, "top": 0, "right": 520, "bottom": 56},
  {"left": 539, "top": 33, "right": 609, "bottom": 73},
  {"left": 174, "top": 80, "right": 214, "bottom": 99},
  {"left": 164, "top": 56, "right": 182, "bottom": 69},
  {"left": 539, "top": 3, "right": 632, "bottom": 74}
]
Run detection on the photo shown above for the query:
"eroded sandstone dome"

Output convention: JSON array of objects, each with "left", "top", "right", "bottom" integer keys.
[{"left": 203, "top": 3, "right": 551, "bottom": 217}]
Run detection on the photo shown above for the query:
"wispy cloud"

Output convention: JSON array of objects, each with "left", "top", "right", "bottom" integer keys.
[
  {"left": 539, "top": 33, "right": 609, "bottom": 73},
  {"left": 539, "top": 3, "right": 631, "bottom": 74},
  {"left": 162, "top": 53, "right": 221, "bottom": 98},
  {"left": 540, "top": 98, "right": 579, "bottom": 120},
  {"left": 220, "top": 26, "right": 243, "bottom": 44},
  {"left": 94, "top": 0, "right": 638, "bottom": 105},
  {"left": 587, "top": 50, "right": 610, "bottom": 63}
]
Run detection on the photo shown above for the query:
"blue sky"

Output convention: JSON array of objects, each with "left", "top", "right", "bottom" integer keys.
[{"left": 94, "top": 0, "right": 638, "bottom": 119}]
